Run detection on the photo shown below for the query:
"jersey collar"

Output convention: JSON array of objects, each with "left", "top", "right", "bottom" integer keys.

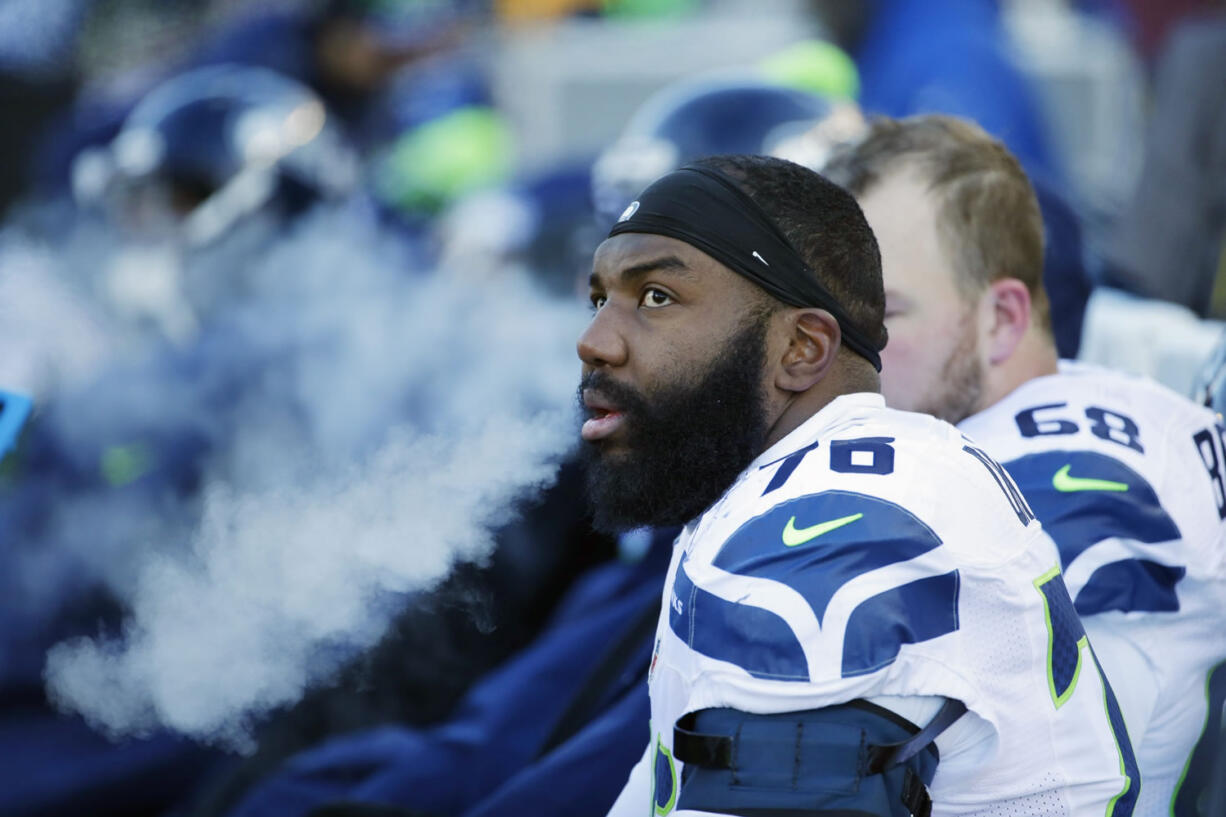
[
  {"left": 750, "top": 392, "right": 886, "bottom": 471},
  {"left": 959, "top": 358, "right": 1083, "bottom": 429}
]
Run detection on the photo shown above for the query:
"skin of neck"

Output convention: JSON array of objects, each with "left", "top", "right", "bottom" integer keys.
[
  {"left": 762, "top": 306, "right": 881, "bottom": 450},
  {"left": 770, "top": 364, "right": 880, "bottom": 449},
  {"left": 973, "top": 279, "right": 1060, "bottom": 417}
]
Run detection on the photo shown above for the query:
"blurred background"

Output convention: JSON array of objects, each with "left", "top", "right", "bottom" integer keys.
[{"left": 0, "top": 1, "right": 1223, "bottom": 816}]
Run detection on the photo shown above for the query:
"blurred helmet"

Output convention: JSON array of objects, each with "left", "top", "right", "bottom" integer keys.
[
  {"left": 373, "top": 105, "right": 514, "bottom": 216},
  {"left": 591, "top": 75, "right": 834, "bottom": 227},
  {"left": 72, "top": 64, "right": 359, "bottom": 247},
  {"left": 758, "top": 39, "right": 860, "bottom": 101},
  {"left": 1194, "top": 329, "right": 1226, "bottom": 417}
]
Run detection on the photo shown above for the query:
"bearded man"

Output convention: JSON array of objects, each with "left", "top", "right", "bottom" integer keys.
[
  {"left": 826, "top": 115, "right": 1226, "bottom": 816},
  {"left": 578, "top": 154, "right": 1136, "bottom": 816}
]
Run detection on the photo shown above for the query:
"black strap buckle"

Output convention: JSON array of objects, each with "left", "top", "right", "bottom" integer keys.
[
  {"left": 865, "top": 698, "right": 968, "bottom": 774},
  {"left": 673, "top": 711, "right": 733, "bottom": 769},
  {"left": 900, "top": 767, "right": 933, "bottom": 817}
]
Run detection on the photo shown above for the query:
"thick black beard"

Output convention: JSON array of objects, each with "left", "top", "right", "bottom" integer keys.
[{"left": 579, "top": 314, "right": 771, "bottom": 534}]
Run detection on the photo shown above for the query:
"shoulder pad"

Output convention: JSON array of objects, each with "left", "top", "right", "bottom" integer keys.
[
  {"left": 1004, "top": 451, "right": 1184, "bottom": 615},
  {"left": 694, "top": 491, "right": 959, "bottom": 678},
  {"left": 669, "top": 699, "right": 963, "bottom": 817}
]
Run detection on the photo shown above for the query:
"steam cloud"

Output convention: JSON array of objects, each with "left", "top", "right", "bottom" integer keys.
[
  {"left": 19, "top": 203, "right": 588, "bottom": 747},
  {"left": 0, "top": 227, "right": 123, "bottom": 399}
]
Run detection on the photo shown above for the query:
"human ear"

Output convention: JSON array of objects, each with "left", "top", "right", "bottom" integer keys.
[
  {"left": 984, "top": 278, "right": 1031, "bottom": 365},
  {"left": 775, "top": 309, "right": 841, "bottom": 393}
]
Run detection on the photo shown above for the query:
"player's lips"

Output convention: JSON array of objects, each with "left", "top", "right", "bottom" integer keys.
[{"left": 581, "top": 390, "right": 626, "bottom": 442}]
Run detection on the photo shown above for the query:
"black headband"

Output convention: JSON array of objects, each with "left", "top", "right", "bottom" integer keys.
[{"left": 608, "top": 165, "right": 883, "bottom": 371}]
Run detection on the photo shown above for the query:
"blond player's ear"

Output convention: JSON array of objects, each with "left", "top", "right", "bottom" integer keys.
[
  {"left": 776, "top": 308, "right": 840, "bottom": 393},
  {"left": 984, "top": 278, "right": 1031, "bottom": 366}
]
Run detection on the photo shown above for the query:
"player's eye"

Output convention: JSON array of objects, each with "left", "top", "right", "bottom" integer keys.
[
  {"left": 590, "top": 293, "right": 607, "bottom": 312},
  {"left": 640, "top": 287, "right": 674, "bottom": 309}
]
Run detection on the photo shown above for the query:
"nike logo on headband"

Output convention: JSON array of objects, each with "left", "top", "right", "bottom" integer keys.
[{"left": 752, "top": 251, "right": 769, "bottom": 266}]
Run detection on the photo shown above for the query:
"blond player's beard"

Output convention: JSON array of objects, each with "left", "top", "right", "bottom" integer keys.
[{"left": 920, "top": 308, "right": 985, "bottom": 426}]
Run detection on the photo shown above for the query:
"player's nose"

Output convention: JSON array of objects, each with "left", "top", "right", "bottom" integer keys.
[{"left": 577, "top": 307, "right": 629, "bottom": 369}]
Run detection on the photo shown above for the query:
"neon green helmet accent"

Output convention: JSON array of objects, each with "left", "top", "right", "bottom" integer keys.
[
  {"left": 101, "top": 442, "right": 155, "bottom": 488},
  {"left": 376, "top": 106, "right": 514, "bottom": 213},
  {"left": 602, "top": 0, "right": 698, "bottom": 19},
  {"left": 759, "top": 39, "right": 860, "bottom": 101}
]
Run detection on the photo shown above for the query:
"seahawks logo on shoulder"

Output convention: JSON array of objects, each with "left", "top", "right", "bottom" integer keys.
[
  {"left": 669, "top": 490, "right": 960, "bottom": 681},
  {"left": 1005, "top": 450, "right": 1184, "bottom": 615}
]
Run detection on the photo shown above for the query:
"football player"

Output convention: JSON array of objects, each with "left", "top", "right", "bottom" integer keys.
[
  {"left": 825, "top": 114, "right": 1226, "bottom": 816},
  {"left": 581, "top": 154, "right": 1136, "bottom": 815}
]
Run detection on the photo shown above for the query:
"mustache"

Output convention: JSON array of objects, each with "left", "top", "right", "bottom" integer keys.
[{"left": 577, "top": 371, "right": 650, "bottom": 421}]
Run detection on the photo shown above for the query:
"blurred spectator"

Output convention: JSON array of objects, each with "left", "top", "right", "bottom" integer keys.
[
  {"left": 30, "top": 0, "right": 488, "bottom": 200},
  {"left": 1100, "top": 13, "right": 1226, "bottom": 318},
  {"left": 809, "top": 0, "right": 1061, "bottom": 184},
  {"left": 190, "top": 2, "right": 520, "bottom": 235},
  {"left": 191, "top": 0, "right": 488, "bottom": 153},
  {"left": 1078, "top": 0, "right": 1222, "bottom": 63},
  {"left": 0, "top": 0, "right": 84, "bottom": 216},
  {"left": 0, "top": 72, "right": 78, "bottom": 216}
]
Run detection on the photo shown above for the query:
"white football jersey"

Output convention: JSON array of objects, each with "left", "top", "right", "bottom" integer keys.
[
  {"left": 959, "top": 361, "right": 1226, "bottom": 816},
  {"left": 609, "top": 392, "right": 1136, "bottom": 817}
]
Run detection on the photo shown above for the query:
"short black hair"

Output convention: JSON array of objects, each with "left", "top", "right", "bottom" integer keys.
[{"left": 692, "top": 154, "right": 887, "bottom": 353}]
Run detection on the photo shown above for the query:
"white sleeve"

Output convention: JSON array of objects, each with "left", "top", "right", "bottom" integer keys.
[
  {"left": 1083, "top": 617, "right": 1160, "bottom": 744},
  {"left": 867, "top": 694, "right": 997, "bottom": 782},
  {"left": 606, "top": 741, "right": 652, "bottom": 817}
]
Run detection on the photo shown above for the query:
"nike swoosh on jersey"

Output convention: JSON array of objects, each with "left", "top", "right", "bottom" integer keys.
[
  {"left": 1051, "top": 464, "right": 1130, "bottom": 493},
  {"left": 782, "top": 512, "right": 863, "bottom": 546}
]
